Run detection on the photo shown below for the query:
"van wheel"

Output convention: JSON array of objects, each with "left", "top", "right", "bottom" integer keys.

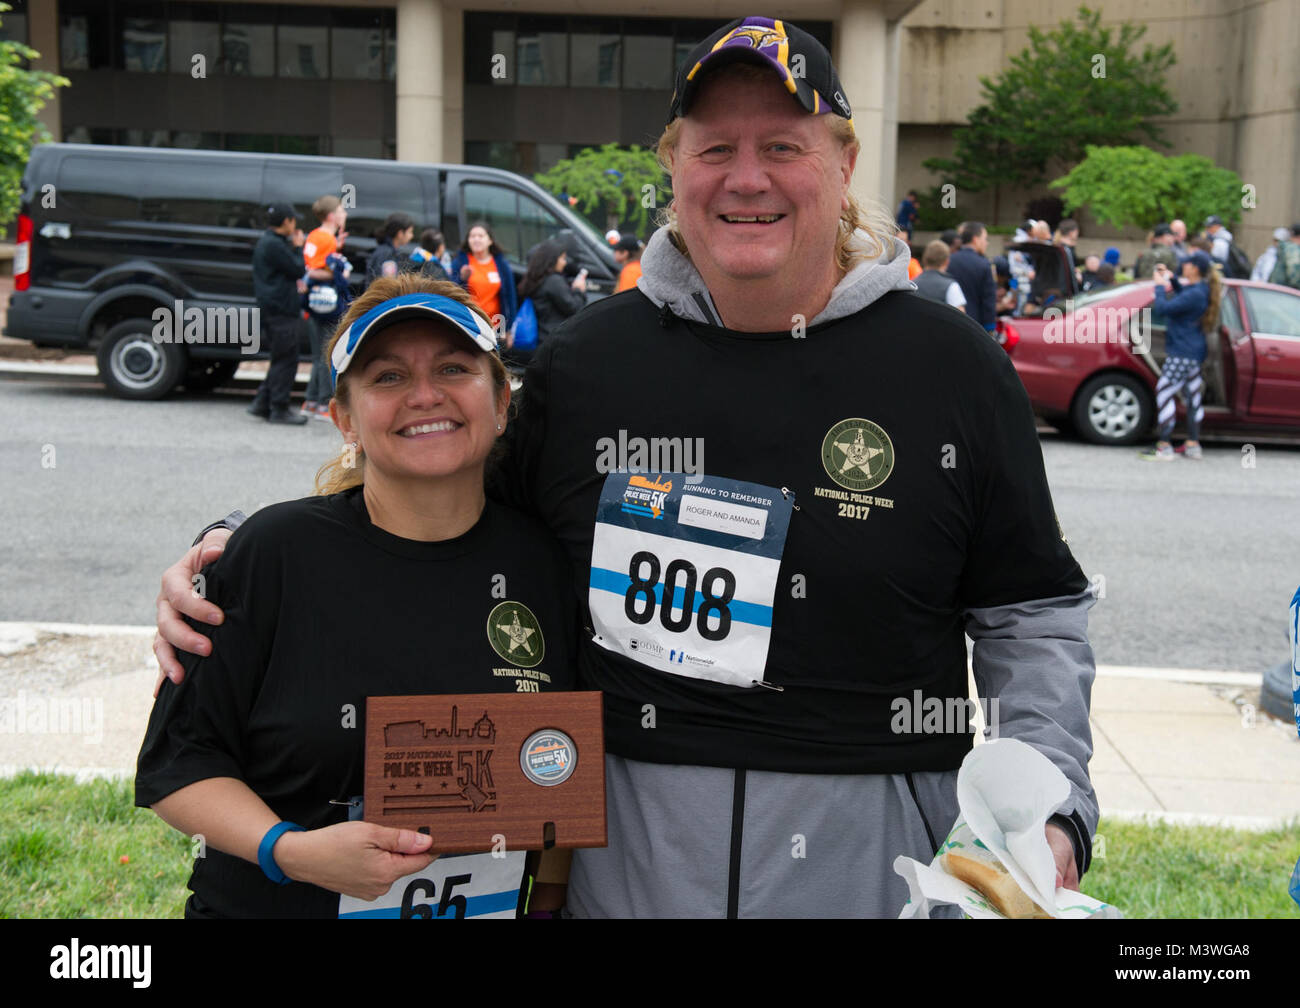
[
  {"left": 1071, "top": 373, "right": 1152, "bottom": 445},
  {"left": 97, "top": 319, "right": 187, "bottom": 400},
  {"left": 183, "top": 359, "right": 239, "bottom": 392}
]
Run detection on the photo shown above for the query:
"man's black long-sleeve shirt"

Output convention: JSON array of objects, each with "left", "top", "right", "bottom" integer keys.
[{"left": 253, "top": 229, "right": 304, "bottom": 318}]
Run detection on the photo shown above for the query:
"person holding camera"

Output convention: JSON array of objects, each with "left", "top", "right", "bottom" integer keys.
[{"left": 1139, "top": 251, "right": 1221, "bottom": 461}]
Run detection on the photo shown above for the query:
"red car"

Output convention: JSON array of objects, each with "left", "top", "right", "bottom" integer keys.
[{"left": 999, "top": 272, "right": 1300, "bottom": 445}]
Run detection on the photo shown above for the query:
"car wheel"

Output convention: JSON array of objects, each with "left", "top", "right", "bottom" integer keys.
[
  {"left": 1071, "top": 373, "right": 1152, "bottom": 446},
  {"left": 183, "top": 359, "right": 239, "bottom": 392},
  {"left": 97, "top": 318, "right": 187, "bottom": 400}
]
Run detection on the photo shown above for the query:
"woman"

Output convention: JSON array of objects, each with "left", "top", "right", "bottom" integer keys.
[
  {"left": 1140, "top": 250, "right": 1221, "bottom": 461},
  {"left": 512, "top": 239, "right": 586, "bottom": 366},
  {"left": 136, "top": 276, "right": 577, "bottom": 917},
  {"left": 450, "top": 222, "right": 517, "bottom": 333},
  {"left": 366, "top": 212, "right": 416, "bottom": 286}
]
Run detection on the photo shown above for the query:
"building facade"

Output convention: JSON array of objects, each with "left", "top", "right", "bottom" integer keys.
[{"left": 15, "top": 0, "right": 1300, "bottom": 252}]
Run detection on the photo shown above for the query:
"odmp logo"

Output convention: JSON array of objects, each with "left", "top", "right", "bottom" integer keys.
[{"left": 820, "top": 418, "right": 894, "bottom": 492}]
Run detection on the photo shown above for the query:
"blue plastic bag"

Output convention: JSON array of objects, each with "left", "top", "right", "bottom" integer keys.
[
  {"left": 511, "top": 298, "right": 539, "bottom": 351},
  {"left": 1291, "top": 585, "right": 1299, "bottom": 739}
]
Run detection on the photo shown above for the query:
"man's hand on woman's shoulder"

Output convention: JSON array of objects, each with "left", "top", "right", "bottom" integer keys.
[{"left": 152, "top": 529, "right": 231, "bottom": 695}]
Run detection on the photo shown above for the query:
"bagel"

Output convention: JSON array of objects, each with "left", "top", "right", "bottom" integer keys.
[{"left": 941, "top": 845, "right": 1052, "bottom": 919}]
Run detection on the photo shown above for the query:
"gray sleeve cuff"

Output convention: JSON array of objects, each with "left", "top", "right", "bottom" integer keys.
[
  {"left": 191, "top": 510, "right": 248, "bottom": 547},
  {"left": 966, "top": 588, "right": 1100, "bottom": 873}
]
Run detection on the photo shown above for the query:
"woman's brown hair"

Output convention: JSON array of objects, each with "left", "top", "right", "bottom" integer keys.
[{"left": 313, "top": 274, "right": 508, "bottom": 495}]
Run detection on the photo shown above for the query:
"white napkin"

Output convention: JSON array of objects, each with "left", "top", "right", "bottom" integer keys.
[{"left": 894, "top": 738, "right": 1120, "bottom": 918}]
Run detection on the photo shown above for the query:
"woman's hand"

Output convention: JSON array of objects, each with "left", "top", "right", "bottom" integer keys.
[
  {"left": 460, "top": 264, "right": 472, "bottom": 281},
  {"left": 571, "top": 274, "right": 587, "bottom": 293},
  {"left": 275, "top": 821, "right": 437, "bottom": 901},
  {"left": 153, "top": 529, "right": 232, "bottom": 694}
]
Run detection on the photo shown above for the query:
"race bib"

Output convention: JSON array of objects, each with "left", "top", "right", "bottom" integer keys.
[
  {"left": 337, "top": 797, "right": 527, "bottom": 919},
  {"left": 338, "top": 850, "right": 527, "bottom": 919},
  {"left": 588, "top": 472, "right": 794, "bottom": 688}
]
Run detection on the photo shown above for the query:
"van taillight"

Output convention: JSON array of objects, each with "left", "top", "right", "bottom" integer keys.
[{"left": 14, "top": 213, "right": 32, "bottom": 291}]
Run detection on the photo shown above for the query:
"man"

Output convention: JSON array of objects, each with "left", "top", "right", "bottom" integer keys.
[
  {"left": 895, "top": 189, "right": 919, "bottom": 241},
  {"left": 1170, "top": 219, "right": 1189, "bottom": 260},
  {"left": 1203, "top": 214, "right": 1236, "bottom": 271},
  {"left": 1054, "top": 218, "right": 1080, "bottom": 279},
  {"left": 247, "top": 203, "right": 309, "bottom": 426},
  {"left": 1134, "top": 224, "right": 1179, "bottom": 279},
  {"left": 154, "top": 16, "right": 1097, "bottom": 917},
  {"left": 1270, "top": 223, "right": 1300, "bottom": 290},
  {"left": 612, "top": 232, "right": 644, "bottom": 293},
  {"left": 912, "top": 239, "right": 966, "bottom": 312},
  {"left": 945, "top": 221, "right": 997, "bottom": 335},
  {"left": 1251, "top": 227, "right": 1291, "bottom": 282}
]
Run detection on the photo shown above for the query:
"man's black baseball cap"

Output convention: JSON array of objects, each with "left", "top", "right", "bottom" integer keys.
[
  {"left": 1204, "top": 214, "right": 1224, "bottom": 228},
  {"left": 265, "top": 201, "right": 297, "bottom": 227},
  {"left": 667, "top": 16, "right": 853, "bottom": 127},
  {"left": 1153, "top": 223, "right": 1172, "bottom": 237}
]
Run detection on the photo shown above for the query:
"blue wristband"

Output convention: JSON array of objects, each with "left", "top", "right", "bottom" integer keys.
[{"left": 258, "top": 821, "right": 305, "bottom": 885}]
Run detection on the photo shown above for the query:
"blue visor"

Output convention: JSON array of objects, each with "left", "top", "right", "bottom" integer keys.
[{"left": 331, "top": 293, "right": 499, "bottom": 387}]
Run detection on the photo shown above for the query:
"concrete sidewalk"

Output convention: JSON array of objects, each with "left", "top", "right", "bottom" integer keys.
[{"left": 1, "top": 622, "right": 1298, "bottom": 828}]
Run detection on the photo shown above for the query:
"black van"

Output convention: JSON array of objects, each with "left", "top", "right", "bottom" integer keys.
[{"left": 8, "top": 143, "right": 619, "bottom": 399}]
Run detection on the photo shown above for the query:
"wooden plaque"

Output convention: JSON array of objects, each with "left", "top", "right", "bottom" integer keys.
[{"left": 363, "top": 692, "right": 605, "bottom": 854}]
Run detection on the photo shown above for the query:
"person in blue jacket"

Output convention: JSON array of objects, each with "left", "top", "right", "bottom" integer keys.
[
  {"left": 450, "top": 222, "right": 517, "bottom": 335},
  {"left": 1140, "top": 250, "right": 1221, "bottom": 461}
]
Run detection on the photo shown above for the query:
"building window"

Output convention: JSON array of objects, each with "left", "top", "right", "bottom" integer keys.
[
  {"left": 331, "top": 26, "right": 384, "bottom": 80},
  {"left": 623, "top": 35, "right": 671, "bottom": 90},
  {"left": 222, "top": 22, "right": 274, "bottom": 77},
  {"left": 517, "top": 23, "right": 566, "bottom": 87},
  {"left": 278, "top": 24, "right": 328, "bottom": 79},
  {"left": 122, "top": 17, "right": 167, "bottom": 72},
  {"left": 169, "top": 19, "right": 220, "bottom": 75},
  {"left": 571, "top": 32, "right": 620, "bottom": 88}
]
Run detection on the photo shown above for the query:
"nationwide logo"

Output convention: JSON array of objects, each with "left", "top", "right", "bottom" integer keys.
[
  {"left": 820, "top": 418, "right": 895, "bottom": 492},
  {"left": 486, "top": 601, "right": 545, "bottom": 668},
  {"left": 620, "top": 473, "right": 673, "bottom": 520}
]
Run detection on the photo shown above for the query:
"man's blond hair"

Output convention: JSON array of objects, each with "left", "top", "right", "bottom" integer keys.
[{"left": 653, "top": 63, "right": 896, "bottom": 276}]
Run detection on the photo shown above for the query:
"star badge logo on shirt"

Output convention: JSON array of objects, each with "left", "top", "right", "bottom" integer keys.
[
  {"left": 486, "top": 601, "right": 546, "bottom": 668},
  {"left": 821, "top": 418, "right": 895, "bottom": 492}
]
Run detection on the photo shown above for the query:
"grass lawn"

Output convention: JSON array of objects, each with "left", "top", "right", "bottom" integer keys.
[{"left": 1, "top": 770, "right": 1297, "bottom": 918}]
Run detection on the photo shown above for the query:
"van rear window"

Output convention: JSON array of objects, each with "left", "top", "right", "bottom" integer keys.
[{"left": 58, "top": 154, "right": 263, "bottom": 228}]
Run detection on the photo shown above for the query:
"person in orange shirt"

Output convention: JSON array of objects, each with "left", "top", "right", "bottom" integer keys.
[
  {"left": 450, "top": 222, "right": 517, "bottom": 333},
  {"left": 302, "top": 195, "right": 348, "bottom": 417},
  {"left": 613, "top": 233, "right": 644, "bottom": 293},
  {"left": 898, "top": 229, "right": 922, "bottom": 281}
]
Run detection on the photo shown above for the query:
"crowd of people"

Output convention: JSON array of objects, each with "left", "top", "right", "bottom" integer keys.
[
  {"left": 899, "top": 201, "right": 1300, "bottom": 327},
  {"left": 247, "top": 197, "right": 651, "bottom": 424}
]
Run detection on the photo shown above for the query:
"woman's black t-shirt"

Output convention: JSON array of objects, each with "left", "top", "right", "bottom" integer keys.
[{"left": 136, "top": 487, "right": 577, "bottom": 917}]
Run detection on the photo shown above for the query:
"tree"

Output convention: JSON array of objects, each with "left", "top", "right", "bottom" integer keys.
[
  {"left": 0, "top": 4, "right": 68, "bottom": 235},
  {"left": 1050, "top": 145, "right": 1244, "bottom": 231},
  {"left": 534, "top": 143, "right": 666, "bottom": 239},
  {"left": 923, "top": 6, "right": 1176, "bottom": 223}
]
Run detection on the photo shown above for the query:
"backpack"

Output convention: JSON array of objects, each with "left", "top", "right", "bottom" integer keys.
[
  {"left": 1223, "top": 242, "right": 1252, "bottom": 280},
  {"left": 511, "top": 298, "right": 539, "bottom": 350}
]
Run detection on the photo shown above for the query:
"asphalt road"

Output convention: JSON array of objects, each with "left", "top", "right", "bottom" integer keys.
[{"left": 2, "top": 371, "right": 1297, "bottom": 674}]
